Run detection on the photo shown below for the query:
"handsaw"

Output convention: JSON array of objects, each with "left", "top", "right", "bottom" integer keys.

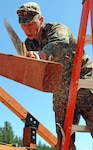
[{"left": 4, "top": 18, "right": 27, "bottom": 56}]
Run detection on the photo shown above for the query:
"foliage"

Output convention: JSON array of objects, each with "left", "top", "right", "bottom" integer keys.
[
  {"left": 0, "top": 121, "right": 22, "bottom": 146},
  {"left": 37, "top": 141, "right": 53, "bottom": 150}
]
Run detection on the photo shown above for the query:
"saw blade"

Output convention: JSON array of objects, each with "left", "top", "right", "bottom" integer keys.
[{"left": 4, "top": 18, "right": 24, "bottom": 56}]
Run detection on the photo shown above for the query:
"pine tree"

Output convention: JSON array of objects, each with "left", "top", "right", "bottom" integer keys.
[
  {"left": 1, "top": 121, "right": 14, "bottom": 144},
  {"left": 0, "top": 121, "right": 22, "bottom": 146}
]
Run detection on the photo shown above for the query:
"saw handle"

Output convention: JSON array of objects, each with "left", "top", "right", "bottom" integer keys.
[{"left": 22, "top": 42, "right": 27, "bottom": 57}]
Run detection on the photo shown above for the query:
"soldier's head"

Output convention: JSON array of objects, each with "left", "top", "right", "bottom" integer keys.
[{"left": 17, "top": 2, "right": 44, "bottom": 40}]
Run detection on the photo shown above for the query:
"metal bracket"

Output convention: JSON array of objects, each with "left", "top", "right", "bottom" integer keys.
[
  {"left": 30, "top": 128, "right": 36, "bottom": 143},
  {"left": 24, "top": 113, "right": 39, "bottom": 144},
  {"left": 25, "top": 113, "right": 39, "bottom": 129}
]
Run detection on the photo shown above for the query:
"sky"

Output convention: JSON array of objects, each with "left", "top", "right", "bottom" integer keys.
[{"left": 0, "top": 0, "right": 93, "bottom": 149}]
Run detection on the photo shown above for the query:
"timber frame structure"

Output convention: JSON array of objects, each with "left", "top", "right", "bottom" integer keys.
[
  {"left": 0, "top": 55, "right": 63, "bottom": 149},
  {"left": 0, "top": 0, "right": 93, "bottom": 150}
]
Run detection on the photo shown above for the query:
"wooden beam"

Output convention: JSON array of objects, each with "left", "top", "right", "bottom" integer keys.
[
  {"left": 37, "top": 123, "right": 57, "bottom": 146},
  {"left": 0, "top": 87, "right": 27, "bottom": 120},
  {"left": 71, "top": 125, "right": 90, "bottom": 134},
  {"left": 78, "top": 79, "right": 93, "bottom": 89},
  {"left": 0, "top": 145, "right": 27, "bottom": 150},
  {"left": 23, "top": 127, "right": 36, "bottom": 148},
  {"left": 0, "top": 53, "right": 62, "bottom": 93},
  {"left": 85, "top": 35, "right": 92, "bottom": 45}
]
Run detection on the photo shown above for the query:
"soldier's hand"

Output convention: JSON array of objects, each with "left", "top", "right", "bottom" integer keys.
[{"left": 26, "top": 51, "right": 40, "bottom": 59}]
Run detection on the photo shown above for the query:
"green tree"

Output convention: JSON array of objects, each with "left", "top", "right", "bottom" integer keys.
[
  {"left": 37, "top": 141, "right": 53, "bottom": 150},
  {"left": 0, "top": 121, "right": 14, "bottom": 144},
  {"left": 14, "top": 135, "right": 22, "bottom": 146},
  {"left": 0, "top": 121, "right": 22, "bottom": 146},
  {"left": 0, "top": 127, "right": 3, "bottom": 142}
]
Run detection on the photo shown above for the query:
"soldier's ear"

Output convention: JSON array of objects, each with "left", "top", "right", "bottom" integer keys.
[{"left": 40, "top": 16, "right": 44, "bottom": 23}]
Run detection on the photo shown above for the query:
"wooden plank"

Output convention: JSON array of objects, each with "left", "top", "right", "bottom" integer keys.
[
  {"left": 0, "top": 145, "right": 27, "bottom": 150},
  {"left": 78, "top": 79, "right": 93, "bottom": 89},
  {"left": 37, "top": 123, "right": 57, "bottom": 146},
  {"left": 0, "top": 53, "right": 62, "bottom": 93},
  {"left": 85, "top": 35, "right": 92, "bottom": 45},
  {"left": 0, "top": 87, "right": 27, "bottom": 120},
  {"left": 23, "top": 127, "right": 36, "bottom": 148},
  {"left": 72, "top": 125, "right": 90, "bottom": 134}
]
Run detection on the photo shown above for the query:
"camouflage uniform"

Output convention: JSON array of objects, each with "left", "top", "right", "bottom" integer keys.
[{"left": 25, "top": 22, "right": 93, "bottom": 149}]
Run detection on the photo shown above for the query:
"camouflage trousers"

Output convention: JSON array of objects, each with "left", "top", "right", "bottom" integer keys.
[
  {"left": 77, "top": 88, "right": 93, "bottom": 136},
  {"left": 53, "top": 88, "right": 93, "bottom": 150}
]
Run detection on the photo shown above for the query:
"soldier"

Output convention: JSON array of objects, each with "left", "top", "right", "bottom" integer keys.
[{"left": 17, "top": 2, "right": 93, "bottom": 150}]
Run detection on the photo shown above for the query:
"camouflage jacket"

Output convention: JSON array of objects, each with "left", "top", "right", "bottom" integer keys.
[{"left": 25, "top": 22, "right": 93, "bottom": 106}]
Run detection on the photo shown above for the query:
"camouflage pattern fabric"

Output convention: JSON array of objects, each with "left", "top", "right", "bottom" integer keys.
[
  {"left": 17, "top": 2, "right": 42, "bottom": 24},
  {"left": 25, "top": 22, "right": 93, "bottom": 149}
]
